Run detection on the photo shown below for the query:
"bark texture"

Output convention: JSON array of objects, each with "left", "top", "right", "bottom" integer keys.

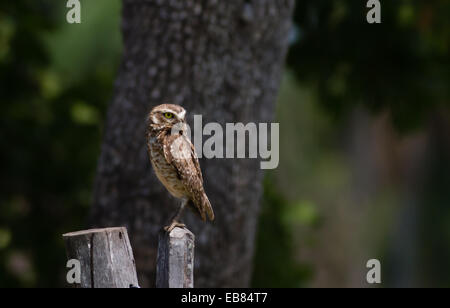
[{"left": 90, "top": 0, "right": 294, "bottom": 287}]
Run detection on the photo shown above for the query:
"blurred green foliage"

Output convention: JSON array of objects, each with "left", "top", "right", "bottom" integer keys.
[
  {"left": 252, "top": 176, "right": 314, "bottom": 287},
  {"left": 254, "top": 0, "right": 449, "bottom": 287},
  {"left": 288, "top": 0, "right": 449, "bottom": 131},
  {"left": 252, "top": 74, "right": 352, "bottom": 287},
  {"left": 0, "top": 0, "right": 121, "bottom": 287}
]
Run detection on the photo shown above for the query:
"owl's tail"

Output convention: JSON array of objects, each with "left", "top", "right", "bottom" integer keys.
[
  {"left": 202, "top": 194, "right": 215, "bottom": 221},
  {"left": 190, "top": 193, "right": 214, "bottom": 221}
]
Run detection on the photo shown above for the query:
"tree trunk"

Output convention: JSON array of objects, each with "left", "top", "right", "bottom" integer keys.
[{"left": 90, "top": 0, "right": 294, "bottom": 287}]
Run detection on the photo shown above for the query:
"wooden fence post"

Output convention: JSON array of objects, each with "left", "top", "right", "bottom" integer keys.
[
  {"left": 156, "top": 227, "right": 195, "bottom": 288},
  {"left": 63, "top": 227, "right": 139, "bottom": 288}
]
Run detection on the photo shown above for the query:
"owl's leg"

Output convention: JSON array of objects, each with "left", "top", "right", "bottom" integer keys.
[{"left": 164, "top": 199, "right": 187, "bottom": 232}]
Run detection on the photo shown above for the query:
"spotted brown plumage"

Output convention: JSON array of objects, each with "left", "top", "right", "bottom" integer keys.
[{"left": 146, "top": 104, "right": 214, "bottom": 232}]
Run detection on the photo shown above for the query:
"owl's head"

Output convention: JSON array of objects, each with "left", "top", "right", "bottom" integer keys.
[{"left": 148, "top": 104, "right": 186, "bottom": 130}]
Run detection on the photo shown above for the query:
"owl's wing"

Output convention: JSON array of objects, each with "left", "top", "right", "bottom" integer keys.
[
  {"left": 163, "top": 135, "right": 214, "bottom": 221},
  {"left": 189, "top": 141, "right": 203, "bottom": 184}
]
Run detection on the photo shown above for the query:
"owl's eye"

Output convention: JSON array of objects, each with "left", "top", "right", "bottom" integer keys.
[{"left": 164, "top": 112, "right": 174, "bottom": 119}]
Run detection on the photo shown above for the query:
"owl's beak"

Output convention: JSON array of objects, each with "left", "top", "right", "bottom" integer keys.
[
  {"left": 172, "top": 120, "right": 188, "bottom": 137},
  {"left": 180, "top": 121, "right": 188, "bottom": 133}
]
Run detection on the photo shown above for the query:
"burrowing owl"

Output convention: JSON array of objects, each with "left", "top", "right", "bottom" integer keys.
[{"left": 146, "top": 104, "right": 214, "bottom": 232}]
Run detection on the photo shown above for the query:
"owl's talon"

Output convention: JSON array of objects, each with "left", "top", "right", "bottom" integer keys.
[{"left": 164, "top": 221, "right": 186, "bottom": 233}]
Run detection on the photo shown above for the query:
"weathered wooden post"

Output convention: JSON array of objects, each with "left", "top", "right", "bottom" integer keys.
[
  {"left": 156, "top": 227, "right": 195, "bottom": 288},
  {"left": 63, "top": 227, "right": 139, "bottom": 288}
]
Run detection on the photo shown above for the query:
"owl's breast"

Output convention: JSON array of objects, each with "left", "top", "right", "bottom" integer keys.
[{"left": 148, "top": 141, "right": 188, "bottom": 199}]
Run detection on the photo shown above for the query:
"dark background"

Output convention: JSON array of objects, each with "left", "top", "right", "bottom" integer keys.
[{"left": 0, "top": 0, "right": 449, "bottom": 287}]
